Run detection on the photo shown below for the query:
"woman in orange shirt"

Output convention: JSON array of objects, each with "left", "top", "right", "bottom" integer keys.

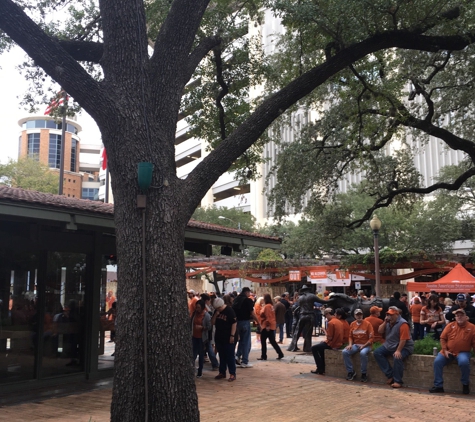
[
  {"left": 420, "top": 294, "right": 445, "bottom": 340},
  {"left": 410, "top": 297, "right": 424, "bottom": 340},
  {"left": 258, "top": 294, "right": 284, "bottom": 360},
  {"left": 254, "top": 297, "right": 264, "bottom": 343}
]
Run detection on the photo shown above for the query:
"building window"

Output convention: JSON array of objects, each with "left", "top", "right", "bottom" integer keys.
[
  {"left": 82, "top": 188, "right": 99, "bottom": 201},
  {"left": 23, "top": 119, "right": 78, "bottom": 134},
  {"left": 70, "top": 139, "right": 77, "bottom": 172},
  {"left": 27, "top": 133, "right": 40, "bottom": 159},
  {"left": 49, "top": 134, "right": 62, "bottom": 169}
]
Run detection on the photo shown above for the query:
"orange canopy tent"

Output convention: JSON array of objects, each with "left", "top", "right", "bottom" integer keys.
[{"left": 406, "top": 263, "right": 475, "bottom": 293}]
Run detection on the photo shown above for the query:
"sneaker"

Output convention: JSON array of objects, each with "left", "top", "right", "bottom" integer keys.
[
  {"left": 228, "top": 374, "right": 236, "bottom": 382},
  {"left": 391, "top": 382, "right": 402, "bottom": 388},
  {"left": 429, "top": 386, "right": 444, "bottom": 393},
  {"left": 361, "top": 373, "right": 368, "bottom": 383},
  {"left": 240, "top": 363, "right": 253, "bottom": 368},
  {"left": 196, "top": 374, "right": 202, "bottom": 379},
  {"left": 346, "top": 372, "right": 356, "bottom": 381},
  {"left": 463, "top": 384, "right": 470, "bottom": 395},
  {"left": 235, "top": 357, "right": 242, "bottom": 366},
  {"left": 276, "top": 355, "right": 284, "bottom": 360},
  {"left": 215, "top": 373, "right": 226, "bottom": 379},
  {"left": 257, "top": 357, "right": 267, "bottom": 360}
]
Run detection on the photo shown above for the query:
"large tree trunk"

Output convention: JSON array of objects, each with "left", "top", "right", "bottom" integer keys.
[{"left": 105, "top": 121, "right": 198, "bottom": 421}]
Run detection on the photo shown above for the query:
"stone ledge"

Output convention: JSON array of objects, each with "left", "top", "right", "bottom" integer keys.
[{"left": 324, "top": 349, "right": 474, "bottom": 393}]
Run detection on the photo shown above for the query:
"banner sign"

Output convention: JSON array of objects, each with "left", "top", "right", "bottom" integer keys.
[{"left": 289, "top": 270, "right": 301, "bottom": 281}]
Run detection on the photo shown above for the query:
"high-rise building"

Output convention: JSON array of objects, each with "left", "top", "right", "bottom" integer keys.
[{"left": 17, "top": 115, "right": 101, "bottom": 199}]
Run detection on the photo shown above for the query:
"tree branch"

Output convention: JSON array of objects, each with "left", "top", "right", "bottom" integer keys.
[
  {"left": 0, "top": 0, "right": 109, "bottom": 122},
  {"left": 181, "top": 27, "right": 475, "bottom": 219},
  {"left": 348, "top": 167, "right": 475, "bottom": 229},
  {"left": 55, "top": 39, "right": 103, "bottom": 63},
  {"left": 183, "top": 36, "right": 221, "bottom": 85},
  {"left": 213, "top": 46, "right": 229, "bottom": 141},
  {"left": 151, "top": 0, "right": 210, "bottom": 82}
]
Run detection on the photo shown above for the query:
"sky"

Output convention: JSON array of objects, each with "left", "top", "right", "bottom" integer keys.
[{"left": 0, "top": 46, "right": 102, "bottom": 164}]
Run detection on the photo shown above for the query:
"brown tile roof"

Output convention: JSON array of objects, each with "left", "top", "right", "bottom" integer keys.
[
  {"left": 0, "top": 186, "right": 280, "bottom": 242},
  {"left": 0, "top": 185, "right": 114, "bottom": 215}
]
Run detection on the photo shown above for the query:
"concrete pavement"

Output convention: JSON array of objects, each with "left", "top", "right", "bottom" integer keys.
[{"left": 1, "top": 335, "right": 474, "bottom": 422}]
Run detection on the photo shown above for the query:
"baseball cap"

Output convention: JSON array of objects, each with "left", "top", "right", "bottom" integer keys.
[
  {"left": 370, "top": 306, "right": 382, "bottom": 314},
  {"left": 453, "top": 308, "right": 466, "bottom": 315},
  {"left": 187, "top": 289, "right": 195, "bottom": 294},
  {"left": 457, "top": 293, "right": 467, "bottom": 301},
  {"left": 323, "top": 308, "right": 333, "bottom": 315},
  {"left": 354, "top": 308, "right": 363, "bottom": 315},
  {"left": 386, "top": 306, "right": 399, "bottom": 315}
]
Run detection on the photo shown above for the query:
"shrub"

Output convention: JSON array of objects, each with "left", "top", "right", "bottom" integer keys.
[{"left": 413, "top": 334, "right": 440, "bottom": 355}]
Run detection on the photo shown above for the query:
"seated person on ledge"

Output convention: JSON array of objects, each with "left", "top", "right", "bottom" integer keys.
[
  {"left": 429, "top": 308, "right": 475, "bottom": 395},
  {"left": 310, "top": 308, "right": 343, "bottom": 375}
]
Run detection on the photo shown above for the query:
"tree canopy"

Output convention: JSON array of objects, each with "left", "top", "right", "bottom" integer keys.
[{"left": 0, "top": 157, "right": 59, "bottom": 193}]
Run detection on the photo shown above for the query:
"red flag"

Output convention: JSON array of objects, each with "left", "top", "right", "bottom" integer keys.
[
  {"left": 44, "top": 91, "right": 68, "bottom": 115},
  {"left": 101, "top": 148, "right": 107, "bottom": 170}
]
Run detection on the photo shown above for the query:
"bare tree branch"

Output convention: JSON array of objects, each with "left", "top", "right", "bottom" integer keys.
[
  {"left": 348, "top": 167, "right": 475, "bottom": 228},
  {"left": 183, "top": 36, "right": 221, "bottom": 85},
  {"left": 0, "top": 0, "right": 109, "bottom": 122}
]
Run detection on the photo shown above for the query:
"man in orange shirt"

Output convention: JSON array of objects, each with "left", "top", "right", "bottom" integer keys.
[
  {"left": 365, "top": 306, "right": 384, "bottom": 344},
  {"left": 429, "top": 308, "right": 475, "bottom": 395},
  {"left": 310, "top": 308, "right": 343, "bottom": 375},
  {"left": 342, "top": 309, "right": 374, "bottom": 382},
  {"left": 373, "top": 306, "right": 414, "bottom": 388}
]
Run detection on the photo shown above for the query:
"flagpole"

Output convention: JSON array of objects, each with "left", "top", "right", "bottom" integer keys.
[
  {"left": 105, "top": 166, "right": 110, "bottom": 203},
  {"left": 58, "top": 90, "right": 67, "bottom": 195}
]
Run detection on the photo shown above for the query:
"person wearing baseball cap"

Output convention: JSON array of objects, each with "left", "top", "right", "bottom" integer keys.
[
  {"left": 373, "top": 306, "right": 414, "bottom": 388},
  {"left": 342, "top": 309, "right": 374, "bottom": 382},
  {"left": 310, "top": 308, "right": 344, "bottom": 375},
  {"left": 446, "top": 293, "right": 475, "bottom": 325},
  {"left": 365, "top": 306, "right": 384, "bottom": 344},
  {"left": 429, "top": 307, "right": 475, "bottom": 395}
]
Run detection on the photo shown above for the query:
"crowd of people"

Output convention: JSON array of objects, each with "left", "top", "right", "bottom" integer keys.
[{"left": 187, "top": 286, "right": 475, "bottom": 394}]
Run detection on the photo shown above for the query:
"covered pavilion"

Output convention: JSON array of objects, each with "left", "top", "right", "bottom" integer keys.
[{"left": 0, "top": 186, "right": 280, "bottom": 394}]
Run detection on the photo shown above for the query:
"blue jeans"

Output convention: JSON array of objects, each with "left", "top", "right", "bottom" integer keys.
[
  {"left": 433, "top": 351, "right": 471, "bottom": 388},
  {"left": 342, "top": 345, "right": 371, "bottom": 374},
  {"left": 216, "top": 342, "right": 236, "bottom": 376},
  {"left": 192, "top": 337, "right": 204, "bottom": 375},
  {"left": 412, "top": 323, "right": 425, "bottom": 340},
  {"left": 206, "top": 341, "right": 219, "bottom": 368},
  {"left": 277, "top": 323, "right": 285, "bottom": 342},
  {"left": 236, "top": 320, "right": 251, "bottom": 364},
  {"left": 373, "top": 345, "right": 412, "bottom": 384}
]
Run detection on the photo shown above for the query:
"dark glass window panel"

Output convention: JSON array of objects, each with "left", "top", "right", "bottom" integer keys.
[
  {"left": 0, "top": 249, "right": 39, "bottom": 384},
  {"left": 70, "top": 139, "right": 77, "bottom": 172},
  {"left": 48, "top": 134, "right": 61, "bottom": 169},
  {"left": 41, "top": 252, "right": 87, "bottom": 378},
  {"left": 27, "top": 133, "right": 41, "bottom": 159}
]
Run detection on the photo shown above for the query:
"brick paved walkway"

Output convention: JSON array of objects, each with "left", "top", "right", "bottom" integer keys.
[{"left": 1, "top": 336, "right": 474, "bottom": 422}]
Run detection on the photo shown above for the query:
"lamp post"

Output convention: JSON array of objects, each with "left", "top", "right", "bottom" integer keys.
[
  {"left": 218, "top": 215, "right": 241, "bottom": 230},
  {"left": 370, "top": 214, "right": 382, "bottom": 298}
]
